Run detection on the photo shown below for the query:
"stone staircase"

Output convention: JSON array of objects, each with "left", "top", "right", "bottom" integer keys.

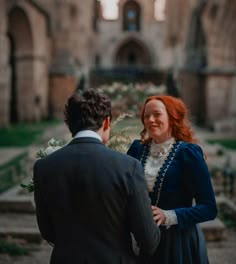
[
  {"left": 0, "top": 184, "right": 41, "bottom": 243},
  {"left": 0, "top": 182, "right": 227, "bottom": 243}
]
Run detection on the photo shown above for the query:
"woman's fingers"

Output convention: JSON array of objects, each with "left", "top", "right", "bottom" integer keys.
[
  {"left": 154, "top": 213, "right": 164, "bottom": 225},
  {"left": 151, "top": 205, "right": 159, "bottom": 214},
  {"left": 151, "top": 206, "right": 165, "bottom": 225},
  {"left": 157, "top": 218, "right": 163, "bottom": 226}
]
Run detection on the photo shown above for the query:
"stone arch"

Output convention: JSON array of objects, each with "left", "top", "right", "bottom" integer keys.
[
  {"left": 114, "top": 38, "right": 151, "bottom": 66},
  {"left": 8, "top": 6, "right": 34, "bottom": 122},
  {"left": 123, "top": 0, "right": 141, "bottom": 31}
]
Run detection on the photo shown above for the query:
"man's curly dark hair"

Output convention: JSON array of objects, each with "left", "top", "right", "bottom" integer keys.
[{"left": 64, "top": 88, "right": 112, "bottom": 137}]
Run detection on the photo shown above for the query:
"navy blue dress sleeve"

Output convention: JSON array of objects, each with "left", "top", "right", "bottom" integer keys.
[
  {"left": 174, "top": 143, "right": 217, "bottom": 229},
  {"left": 127, "top": 140, "right": 143, "bottom": 161}
]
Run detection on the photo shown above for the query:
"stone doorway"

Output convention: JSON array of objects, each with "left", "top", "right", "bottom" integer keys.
[{"left": 114, "top": 39, "right": 151, "bottom": 67}]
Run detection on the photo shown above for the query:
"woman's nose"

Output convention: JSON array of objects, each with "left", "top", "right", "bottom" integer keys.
[{"left": 147, "top": 114, "right": 155, "bottom": 122}]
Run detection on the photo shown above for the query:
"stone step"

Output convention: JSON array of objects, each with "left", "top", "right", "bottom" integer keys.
[
  {"left": 0, "top": 227, "right": 41, "bottom": 243},
  {"left": 0, "top": 186, "right": 227, "bottom": 243},
  {"left": 0, "top": 183, "right": 35, "bottom": 213},
  {"left": 0, "top": 196, "right": 35, "bottom": 213},
  {"left": 0, "top": 213, "right": 41, "bottom": 243},
  {"left": 200, "top": 218, "right": 226, "bottom": 241}
]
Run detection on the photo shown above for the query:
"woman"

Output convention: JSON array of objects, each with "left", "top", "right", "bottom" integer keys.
[{"left": 127, "top": 95, "right": 217, "bottom": 264}]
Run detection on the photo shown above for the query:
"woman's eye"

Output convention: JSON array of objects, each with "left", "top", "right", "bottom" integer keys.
[{"left": 144, "top": 113, "right": 160, "bottom": 119}]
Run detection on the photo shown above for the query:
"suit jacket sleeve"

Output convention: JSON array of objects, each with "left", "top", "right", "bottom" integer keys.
[
  {"left": 33, "top": 160, "right": 55, "bottom": 244},
  {"left": 127, "top": 159, "right": 160, "bottom": 256}
]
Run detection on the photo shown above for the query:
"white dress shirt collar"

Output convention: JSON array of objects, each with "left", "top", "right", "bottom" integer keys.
[{"left": 74, "top": 130, "right": 102, "bottom": 142}]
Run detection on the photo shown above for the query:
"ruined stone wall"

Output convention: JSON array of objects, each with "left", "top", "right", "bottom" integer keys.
[
  {"left": 6, "top": 0, "right": 50, "bottom": 122},
  {"left": 49, "top": 75, "right": 76, "bottom": 118},
  {"left": 167, "top": 0, "right": 236, "bottom": 130},
  {"left": 1, "top": 0, "right": 235, "bottom": 129},
  {"left": 97, "top": 0, "right": 171, "bottom": 69},
  {"left": 0, "top": 1, "right": 10, "bottom": 127},
  {"left": 49, "top": 0, "right": 97, "bottom": 74}
]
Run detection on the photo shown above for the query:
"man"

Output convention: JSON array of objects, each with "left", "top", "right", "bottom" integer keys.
[{"left": 34, "top": 88, "right": 160, "bottom": 264}]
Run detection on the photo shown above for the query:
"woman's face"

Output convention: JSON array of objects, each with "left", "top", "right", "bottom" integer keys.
[{"left": 143, "top": 99, "right": 171, "bottom": 143}]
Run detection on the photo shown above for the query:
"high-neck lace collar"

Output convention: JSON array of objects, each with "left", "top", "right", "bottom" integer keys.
[{"left": 150, "top": 137, "right": 175, "bottom": 157}]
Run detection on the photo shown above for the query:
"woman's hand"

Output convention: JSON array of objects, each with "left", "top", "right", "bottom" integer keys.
[{"left": 152, "top": 205, "right": 166, "bottom": 226}]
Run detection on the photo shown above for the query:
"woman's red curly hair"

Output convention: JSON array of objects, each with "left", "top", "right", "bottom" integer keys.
[{"left": 140, "top": 95, "right": 197, "bottom": 144}]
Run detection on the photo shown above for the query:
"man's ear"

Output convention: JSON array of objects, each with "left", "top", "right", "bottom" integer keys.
[{"left": 103, "top": 116, "right": 110, "bottom": 131}]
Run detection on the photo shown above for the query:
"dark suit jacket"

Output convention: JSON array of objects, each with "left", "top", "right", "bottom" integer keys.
[{"left": 34, "top": 137, "right": 160, "bottom": 264}]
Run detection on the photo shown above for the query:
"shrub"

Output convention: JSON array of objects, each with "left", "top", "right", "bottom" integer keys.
[{"left": 98, "top": 82, "right": 166, "bottom": 118}]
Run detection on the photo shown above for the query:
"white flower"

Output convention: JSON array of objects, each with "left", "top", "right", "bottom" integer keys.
[
  {"left": 36, "top": 138, "right": 64, "bottom": 158},
  {"left": 21, "top": 138, "right": 65, "bottom": 192},
  {"left": 44, "top": 146, "right": 61, "bottom": 155}
]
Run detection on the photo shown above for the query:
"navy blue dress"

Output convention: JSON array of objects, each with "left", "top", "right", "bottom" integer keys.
[{"left": 127, "top": 140, "right": 217, "bottom": 264}]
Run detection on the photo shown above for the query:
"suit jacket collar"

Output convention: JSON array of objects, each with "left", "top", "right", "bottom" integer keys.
[
  {"left": 74, "top": 130, "right": 102, "bottom": 141},
  {"left": 68, "top": 137, "right": 104, "bottom": 146}
]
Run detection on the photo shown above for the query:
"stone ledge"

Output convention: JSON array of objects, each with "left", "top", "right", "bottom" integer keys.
[
  {"left": 0, "top": 196, "right": 35, "bottom": 213},
  {"left": 216, "top": 195, "right": 236, "bottom": 221},
  {"left": 0, "top": 227, "right": 42, "bottom": 243},
  {"left": 200, "top": 218, "right": 226, "bottom": 241},
  {"left": 0, "top": 183, "right": 35, "bottom": 213}
]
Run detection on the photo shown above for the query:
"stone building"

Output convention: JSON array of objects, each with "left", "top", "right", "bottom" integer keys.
[
  {"left": 166, "top": 0, "right": 236, "bottom": 130},
  {"left": 0, "top": 0, "right": 235, "bottom": 131},
  {"left": 0, "top": 0, "right": 97, "bottom": 126},
  {"left": 96, "top": 0, "right": 171, "bottom": 69}
]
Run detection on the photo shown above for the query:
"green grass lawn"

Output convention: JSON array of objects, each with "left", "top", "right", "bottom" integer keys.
[
  {"left": 207, "top": 139, "right": 236, "bottom": 150},
  {"left": 0, "top": 119, "right": 61, "bottom": 147}
]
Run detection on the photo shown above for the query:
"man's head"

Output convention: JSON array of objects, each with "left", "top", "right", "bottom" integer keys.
[{"left": 64, "top": 88, "right": 112, "bottom": 143}]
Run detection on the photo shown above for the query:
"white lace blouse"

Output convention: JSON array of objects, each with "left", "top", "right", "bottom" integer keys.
[{"left": 144, "top": 138, "right": 178, "bottom": 227}]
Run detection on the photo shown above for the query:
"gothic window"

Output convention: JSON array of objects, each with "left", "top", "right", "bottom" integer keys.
[{"left": 123, "top": 1, "right": 141, "bottom": 31}]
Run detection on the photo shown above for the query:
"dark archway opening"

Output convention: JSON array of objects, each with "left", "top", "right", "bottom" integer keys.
[
  {"left": 115, "top": 40, "right": 151, "bottom": 67},
  {"left": 8, "top": 33, "right": 18, "bottom": 123}
]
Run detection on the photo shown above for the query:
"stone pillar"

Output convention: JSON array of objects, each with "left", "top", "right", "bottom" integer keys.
[
  {"left": 49, "top": 74, "right": 76, "bottom": 118},
  {"left": 204, "top": 68, "right": 236, "bottom": 130},
  {"left": 178, "top": 69, "right": 206, "bottom": 125},
  {"left": 49, "top": 50, "right": 76, "bottom": 118},
  {"left": 15, "top": 56, "right": 34, "bottom": 122},
  {"left": 0, "top": 2, "right": 10, "bottom": 127},
  {"left": 230, "top": 77, "right": 236, "bottom": 116},
  {"left": 49, "top": 1, "right": 77, "bottom": 119}
]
